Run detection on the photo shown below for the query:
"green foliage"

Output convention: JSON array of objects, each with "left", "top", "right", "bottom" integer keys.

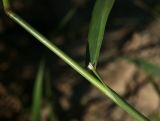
[
  {"left": 2, "top": 0, "right": 150, "bottom": 121},
  {"left": 31, "top": 59, "right": 45, "bottom": 121},
  {"left": 2, "top": 0, "right": 10, "bottom": 11},
  {"left": 130, "top": 58, "right": 160, "bottom": 76},
  {"left": 135, "top": 59, "right": 160, "bottom": 76},
  {"left": 87, "top": 0, "right": 115, "bottom": 68}
]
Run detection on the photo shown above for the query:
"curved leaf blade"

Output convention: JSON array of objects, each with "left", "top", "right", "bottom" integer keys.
[{"left": 87, "top": 0, "right": 115, "bottom": 67}]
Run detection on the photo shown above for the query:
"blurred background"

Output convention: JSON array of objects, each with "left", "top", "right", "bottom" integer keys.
[{"left": 0, "top": 0, "right": 160, "bottom": 121}]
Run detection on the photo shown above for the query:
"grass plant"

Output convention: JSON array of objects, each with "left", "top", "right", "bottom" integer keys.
[{"left": 2, "top": 0, "right": 151, "bottom": 121}]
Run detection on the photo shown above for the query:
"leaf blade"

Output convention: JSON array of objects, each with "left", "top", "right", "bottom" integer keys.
[
  {"left": 124, "top": 56, "right": 160, "bottom": 76},
  {"left": 31, "top": 59, "right": 45, "bottom": 121},
  {"left": 87, "top": 0, "right": 115, "bottom": 67},
  {"left": 133, "top": 58, "right": 160, "bottom": 76}
]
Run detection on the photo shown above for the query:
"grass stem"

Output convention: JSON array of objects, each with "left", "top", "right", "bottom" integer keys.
[{"left": 2, "top": 0, "right": 150, "bottom": 120}]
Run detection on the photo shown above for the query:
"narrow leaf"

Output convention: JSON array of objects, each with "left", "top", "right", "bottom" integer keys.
[
  {"left": 31, "top": 59, "right": 45, "bottom": 121},
  {"left": 58, "top": 7, "right": 77, "bottom": 30},
  {"left": 133, "top": 58, "right": 160, "bottom": 76},
  {"left": 124, "top": 56, "right": 160, "bottom": 76},
  {"left": 87, "top": 0, "right": 115, "bottom": 67},
  {"left": 2, "top": 0, "right": 10, "bottom": 11}
]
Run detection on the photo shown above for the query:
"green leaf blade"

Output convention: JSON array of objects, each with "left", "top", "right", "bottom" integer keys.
[
  {"left": 87, "top": 0, "right": 115, "bottom": 67},
  {"left": 2, "top": 0, "right": 10, "bottom": 11},
  {"left": 134, "top": 59, "right": 160, "bottom": 76},
  {"left": 31, "top": 59, "right": 45, "bottom": 121}
]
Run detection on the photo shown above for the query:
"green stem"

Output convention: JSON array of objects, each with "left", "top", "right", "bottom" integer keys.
[
  {"left": 2, "top": 0, "right": 150, "bottom": 120},
  {"left": 88, "top": 62, "right": 107, "bottom": 87}
]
